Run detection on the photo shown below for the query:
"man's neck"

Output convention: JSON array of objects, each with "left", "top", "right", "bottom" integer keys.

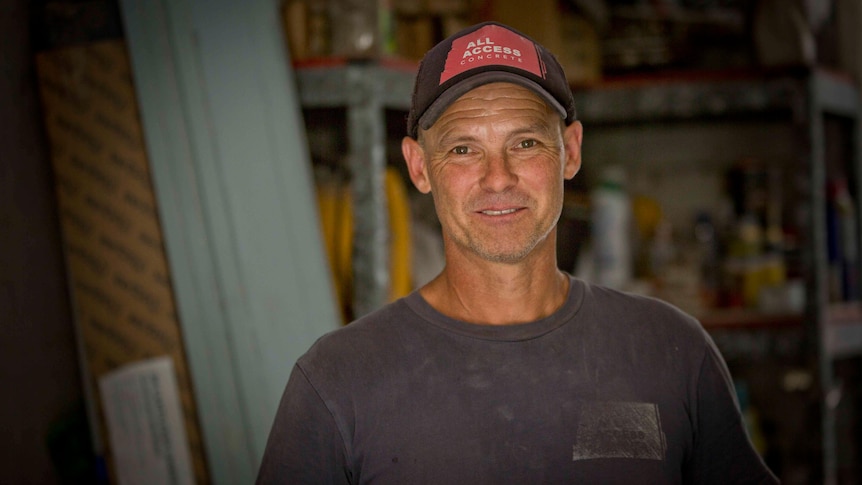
[{"left": 419, "top": 250, "right": 570, "bottom": 326}]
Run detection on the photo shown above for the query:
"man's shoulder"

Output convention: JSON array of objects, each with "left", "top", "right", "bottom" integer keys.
[
  {"left": 576, "top": 280, "right": 718, "bottom": 377},
  {"left": 293, "top": 295, "right": 436, "bottom": 402},
  {"left": 580, "top": 280, "right": 706, "bottom": 338},
  {"left": 297, "top": 296, "right": 420, "bottom": 369}
]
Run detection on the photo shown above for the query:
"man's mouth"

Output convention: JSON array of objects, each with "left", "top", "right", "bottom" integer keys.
[{"left": 480, "top": 208, "right": 519, "bottom": 216}]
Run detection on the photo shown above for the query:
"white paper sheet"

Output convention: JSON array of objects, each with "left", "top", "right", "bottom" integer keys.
[{"left": 98, "top": 356, "right": 195, "bottom": 485}]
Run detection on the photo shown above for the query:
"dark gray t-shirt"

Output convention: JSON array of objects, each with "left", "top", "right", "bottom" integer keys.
[{"left": 257, "top": 277, "right": 778, "bottom": 484}]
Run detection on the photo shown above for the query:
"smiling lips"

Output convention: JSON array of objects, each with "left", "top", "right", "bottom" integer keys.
[
  {"left": 473, "top": 194, "right": 530, "bottom": 217},
  {"left": 480, "top": 207, "right": 521, "bottom": 216}
]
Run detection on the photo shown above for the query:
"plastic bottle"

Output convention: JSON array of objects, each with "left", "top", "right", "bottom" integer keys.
[
  {"left": 591, "top": 166, "right": 633, "bottom": 289},
  {"left": 329, "top": 0, "right": 380, "bottom": 58},
  {"left": 694, "top": 211, "right": 720, "bottom": 307},
  {"left": 828, "top": 179, "right": 860, "bottom": 301}
]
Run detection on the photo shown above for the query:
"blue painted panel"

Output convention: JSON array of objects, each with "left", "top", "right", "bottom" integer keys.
[{"left": 119, "top": 0, "right": 339, "bottom": 482}]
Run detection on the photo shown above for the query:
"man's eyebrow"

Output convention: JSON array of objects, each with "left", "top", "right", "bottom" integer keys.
[
  {"left": 436, "top": 133, "right": 478, "bottom": 148},
  {"left": 509, "top": 122, "right": 558, "bottom": 139}
]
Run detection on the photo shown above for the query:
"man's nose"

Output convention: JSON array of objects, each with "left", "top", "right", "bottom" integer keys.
[{"left": 479, "top": 153, "right": 517, "bottom": 192}]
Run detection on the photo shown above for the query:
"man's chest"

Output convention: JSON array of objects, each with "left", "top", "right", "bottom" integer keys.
[{"left": 344, "top": 369, "right": 690, "bottom": 484}]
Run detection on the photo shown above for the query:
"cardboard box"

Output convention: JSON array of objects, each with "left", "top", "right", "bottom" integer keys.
[
  {"left": 35, "top": 41, "right": 209, "bottom": 484},
  {"left": 559, "top": 12, "right": 602, "bottom": 86},
  {"left": 480, "top": 0, "right": 564, "bottom": 61},
  {"left": 395, "top": 15, "right": 435, "bottom": 61}
]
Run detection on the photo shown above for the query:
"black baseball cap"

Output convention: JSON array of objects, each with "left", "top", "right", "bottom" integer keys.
[{"left": 406, "top": 21, "right": 577, "bottom": 139}]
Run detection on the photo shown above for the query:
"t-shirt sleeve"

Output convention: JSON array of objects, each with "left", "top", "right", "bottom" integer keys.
[
  {"left": 686, "top": 336, "right": 780, "bottom": 484},
  {"left": 256, "top": 364, "right": 352, "bottom": 485}
]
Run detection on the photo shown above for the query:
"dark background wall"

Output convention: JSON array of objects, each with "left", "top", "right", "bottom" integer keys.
[{"left": 0, "top": 1, "right": 85, "bottom": 483}]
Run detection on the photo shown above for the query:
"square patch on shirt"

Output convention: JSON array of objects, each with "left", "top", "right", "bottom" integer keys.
[{"left": 572, "top": 401, "right": 666, "bottom": 461}]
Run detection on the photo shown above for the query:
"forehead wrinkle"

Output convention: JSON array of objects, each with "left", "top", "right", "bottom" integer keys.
[
  {"left": 444, "top": 99, "right": 551, "bottom": 122},
  {"left": 439, "top": 104, "right": 555, "bottom": 131},
  {"left": 445, "top": 111, "right": 559, "bottom": 139}
]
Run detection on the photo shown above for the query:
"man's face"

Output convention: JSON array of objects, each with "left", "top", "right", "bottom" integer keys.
[{"left": 403, "top": 82, "right": 582, "bottom": 265}]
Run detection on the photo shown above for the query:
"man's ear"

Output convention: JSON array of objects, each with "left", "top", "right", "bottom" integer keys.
[
  {"left": 563, "top": 121, "right": 583, "bottom": 180},
  {"left": 402, "top": 136, "right": 432, "bottom": 194}
]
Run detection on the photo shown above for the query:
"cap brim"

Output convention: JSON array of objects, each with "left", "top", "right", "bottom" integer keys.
[{"left": 417, "top": 71, "right": 568, "bottom": 133}]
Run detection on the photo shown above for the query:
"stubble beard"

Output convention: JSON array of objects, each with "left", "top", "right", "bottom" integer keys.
[{"left": 449, "top": 214, "right": 559, "bottom": 265}]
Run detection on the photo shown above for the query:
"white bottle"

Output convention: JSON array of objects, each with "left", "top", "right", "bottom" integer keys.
[{"left": 592, "top": 166, "right": 632, "bottom": 289}]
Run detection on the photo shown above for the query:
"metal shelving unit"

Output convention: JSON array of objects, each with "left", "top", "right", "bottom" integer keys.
[
  {"left": 574, "top": 68, "right": 862, "bottom": 485},
  {"left": 295, "top": 60, "right": 416, "bottom": 318},
  {"left": 808, "top": 71, "right": 862, "bottom": 485}
]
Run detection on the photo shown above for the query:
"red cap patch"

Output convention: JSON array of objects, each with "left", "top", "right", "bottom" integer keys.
[{"left": 439, "top": 24, "right": 545, "bottom": 85}]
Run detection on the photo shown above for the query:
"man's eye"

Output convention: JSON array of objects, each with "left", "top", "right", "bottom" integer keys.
[
  {"left": 519, "top": 139, "right": 537, "bottom": 149},
  {"left": 452, "top": 146, "right": 469, "bottom": 155}
]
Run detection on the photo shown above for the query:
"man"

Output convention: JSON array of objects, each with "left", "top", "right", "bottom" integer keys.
[{"left": 257, "top": 22, "right": 778, "bottom": 484}]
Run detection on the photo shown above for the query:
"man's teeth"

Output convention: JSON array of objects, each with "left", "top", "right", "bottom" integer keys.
[{"left": 482, "top": 208, "right": 518, "bottom": 216}]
